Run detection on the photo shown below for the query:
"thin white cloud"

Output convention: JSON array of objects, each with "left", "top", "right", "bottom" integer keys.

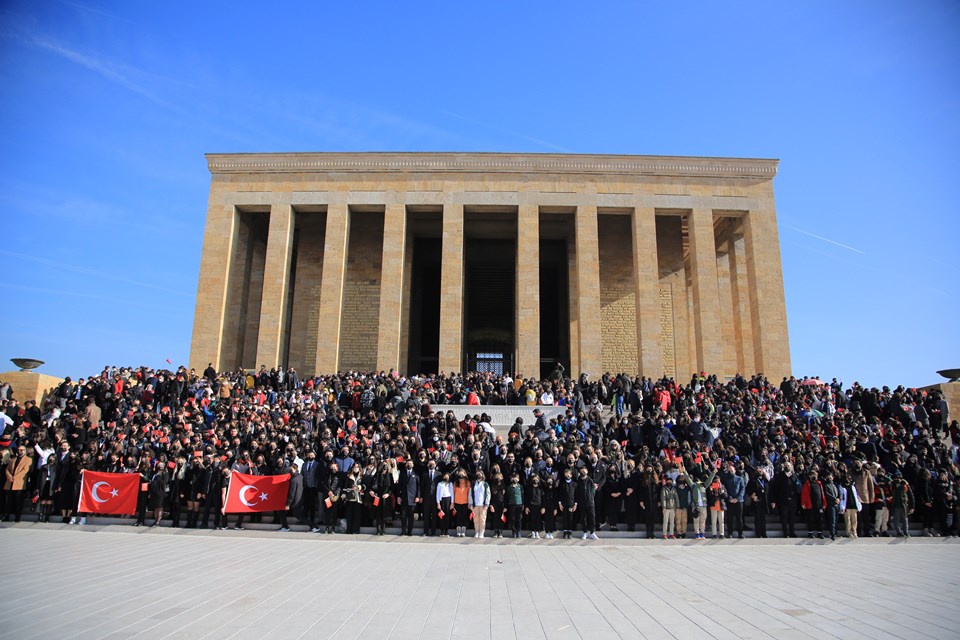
[
  {"left": 0, "top": 249, "right": 193, "bottom": 298},
  {"left": 783, "top": 224, "right": 866, "bottom": 255},
  {"left": 55, "top": 0, "right": 133, "bottom": 23},
  {"left": 440, "top": 110, "right": 575, "bottom": 153}
]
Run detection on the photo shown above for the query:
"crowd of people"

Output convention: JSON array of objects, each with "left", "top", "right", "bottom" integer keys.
[{"left": 1, "top": 364, "right": 957, "bottom": 541}]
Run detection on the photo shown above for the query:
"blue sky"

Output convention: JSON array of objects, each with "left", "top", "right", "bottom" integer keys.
[{"left": 1, "top": 1, "right": 957, "bottom": 388}]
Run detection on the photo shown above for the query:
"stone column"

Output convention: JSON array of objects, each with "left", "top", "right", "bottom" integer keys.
[
  {"left": 515, "top": 204, "right": 540, "bottom": 378},
  {"left": 254, "top": 203, "right": 295, "bottom": 369},
  {"left": 687, "top": 207, "right": 723, "bottom": 375},
  {"left": 575, "top": 205, "right": 601, "bottom": 377},
  {"left": 728, "top": 232, "right": 755, "bottom": 375},
  {"left": 189, "top": 189, "right": 234, "bottom": 372},
  {"left": 315, "top": 203, "right": 350, "bottom": 373},
  {"left": 438, "top": 203, "right": 464, "bottom": 373},
  {"left": 743, "top": 200, "right": 791, "bottom": 380},
  {"left": 632, "top": 207, "right": 662, "bottom": 378},
  {"left": 376, "top": 201, "right": 406, "bottom": 373}
]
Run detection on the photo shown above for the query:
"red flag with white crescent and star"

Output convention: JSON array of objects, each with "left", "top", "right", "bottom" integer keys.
[
  {"left": 223, "top": 471, "right": 290, "bottom": 513},
  {"left": 78, "top": 470, "right": 140, "bottom": 515}
]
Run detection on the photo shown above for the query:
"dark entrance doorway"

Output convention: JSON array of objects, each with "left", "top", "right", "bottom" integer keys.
[{"left": 464, "top": 239, "right": 515, "bottom": 375}]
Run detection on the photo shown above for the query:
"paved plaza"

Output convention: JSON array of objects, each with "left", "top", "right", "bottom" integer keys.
[{"left": 1, "top": 525, "right": 957, "bottom": 640}]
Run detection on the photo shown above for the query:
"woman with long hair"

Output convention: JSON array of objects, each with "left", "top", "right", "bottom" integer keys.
[
  {"left": 453, "top": 469, "right": 471, "bottom": 537},
  {"left": 436, "top": 472, "right": 454, "bottom": 536}
]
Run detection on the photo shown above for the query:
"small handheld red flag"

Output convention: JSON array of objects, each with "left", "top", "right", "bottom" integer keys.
[
  {"left": 373, "top": 496, "right": 380, "bottom": 507},
  {"left": 438, "top": 509, "right": 445, "bottom": 519},
  {"left": 78, "top": 470, "right": 139, "bottom": 515},
  {"left": 325, "top": 497, "right": 333, "bottom": 508}
]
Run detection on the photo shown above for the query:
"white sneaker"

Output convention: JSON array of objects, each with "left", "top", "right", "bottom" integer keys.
[
  {"left": 69, "top": 518, "right": 76, "bottom": 525},
  {"left": 479, "top": 531, "right": 484, "bottom": 538},
  {"left": 79, "top": 517, "right": 87, "bottom": 525},
  {"left": 534, "top": 532, "right": 540, "bottom": 539},
  {"left": 582, "top": 533, "right": 589, "bottom": 539},
  {"left": 529, "top": 532, "right": 537, "bottom": 538},
  {"left": 546, "top": 533, "right": 554, "bottom": 539},
  {"left": 589, "top": 532, "right": 599, "bottom": 540}
]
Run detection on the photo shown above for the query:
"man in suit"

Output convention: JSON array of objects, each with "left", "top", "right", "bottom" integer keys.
[
  {"left": 399, "top": 460, "right": 420, "bottom": 536},
  {"left": 420, "top": 460, "right": 440, "bottom": 536},
  {"left": 301, "top": 450, "right": 320, "bottom": 529}
]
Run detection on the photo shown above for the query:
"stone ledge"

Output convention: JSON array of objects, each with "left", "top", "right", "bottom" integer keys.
[
  {"left": 207, "top": 152, "right": 779, "bottom": 180},
  {"left": 430, "top": 404, "right": 569, "bottom": 429}
]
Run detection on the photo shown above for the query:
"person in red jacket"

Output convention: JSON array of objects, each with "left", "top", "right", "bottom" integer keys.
[{"left": 801, "top": 470, "right": 827, "bottom": 539}]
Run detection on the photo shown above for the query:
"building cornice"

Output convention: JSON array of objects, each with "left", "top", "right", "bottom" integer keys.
[{"left": 206, "top": 152, "right": 778, "bottom": 180}]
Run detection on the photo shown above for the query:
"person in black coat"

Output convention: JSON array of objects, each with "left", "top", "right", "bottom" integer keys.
[
  {"left": 576, "top": 466, "right": 598, "bottom": 539},
  {"left": 623, "top": 464, "right": 641, "bottom": 532},
  {"left": 638, "top": 468, "right": 660, "bottom": 539},
  {"left": 148, "top": 462, "right": 170, "bottom": 527},
  {"left": 541, "top": 476, "right": 558, "bottom": 538},
  {"left": 746, "top": 467, "right": 770, "bottom": 538},
  {"left": 558, "top": 468, "right": 578, "bottom": 539},
  {"left": 399, "top": 461, "right": 420, "bottom": 536},
  {"left": 420, "top": 461, "right": 440, "bottom": 536},
  {"left": 602, "top": 464, "right": 623, "bottom": 531},
  {"left": 770, "top": 463, "right": 799, "bottom": 538},
  {"left": 319, "top": 462, "right": 343, "bottom": 534}
]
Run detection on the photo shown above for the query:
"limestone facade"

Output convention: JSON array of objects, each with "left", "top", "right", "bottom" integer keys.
[{"left": 189, "top": 152, "right": 792, "bottom": 381}]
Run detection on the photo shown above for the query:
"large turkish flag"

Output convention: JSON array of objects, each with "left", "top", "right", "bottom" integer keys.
[
  {"left": 223, "top": 471, "right": 290, "bottom": 513},
  {"left": 78, "top": 470, "right": 140, "bottom": 515}
]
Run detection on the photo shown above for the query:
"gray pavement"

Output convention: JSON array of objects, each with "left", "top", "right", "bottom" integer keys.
[{"left": 1, "top": 524, "right": 957, "bottom": 640}]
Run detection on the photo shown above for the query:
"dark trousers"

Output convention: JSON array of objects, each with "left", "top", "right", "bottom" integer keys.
[
  {"left": 753, "top": 505, "right": 767, "bottom": 537},
  {"left": 824, "top": 506, "right": 839, "bottom": 538},
  {"left": 778, "top": 501, "right": 796, "bottom": 536},
  {"left": 605, "top": 498, "right": 621, "bottom": 527},
  {"left": 725, "top": 501, "right": 744, "bottom": 535},
  {"left": 529, "top": 507, "right": 543, "bottom": 532},
  {"left": 401, "top": 505, "right": 416, "bottom": 535},
  {"left": 543, "top": 508, "right": 556, "bottom": 533},
  {"left": 562, "top": 506, "right": 575, "bottom": 532},
  {"left": 508, "top": 505, "right": 523, "bottom": 534},
  {"left": 581, "top": 506, "right": 597, "bottom": 533},
  {"left": 438, "top": 498, "right": 452, "bottom": 535},
  {"left": 807, "top": 508, "right": 823, "bottom": 534},
  {"left": 303, "top": 489, "right": 318, "bottom": 526},
  {"left": 4, "top": 490, "right": 23, "bottom": 522},
  {"left": 346, "top": 502, "right": 362, "bottom": 533},
  {"left": 136, "top": 491, "right": 148, "bottom": 524},
  {"left": 422, "top": 500, "right": 438, "bottom": 535},
  {"left": 323, "top": 500, "right": 339, "bottom": 530},
  {"left": 859, "top": 503, "right": 874, "bottom": 536},
  {"left": 643, "top": 508, "right": 657, "bottom": 538}
]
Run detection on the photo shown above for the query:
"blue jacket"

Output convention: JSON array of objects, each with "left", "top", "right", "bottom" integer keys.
[{"left": 721, "top": 471, "right": 746, "bottom": 502}]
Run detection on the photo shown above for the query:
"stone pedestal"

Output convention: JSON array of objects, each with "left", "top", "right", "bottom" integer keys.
[{"left": 0, "top": 371, "right": 64, "bottom": 405}]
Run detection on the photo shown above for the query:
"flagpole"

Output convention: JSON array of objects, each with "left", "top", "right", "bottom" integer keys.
[
  {"left": 76, "top": 469, "right": 85, "bottom": 514},
  {"left": 222, "top": 469, "right": 232, "bottom": 514}
]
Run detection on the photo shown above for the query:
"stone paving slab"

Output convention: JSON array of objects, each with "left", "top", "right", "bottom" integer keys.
[{"left": 1, "top": 525, "right": 957, "bottom": 640}]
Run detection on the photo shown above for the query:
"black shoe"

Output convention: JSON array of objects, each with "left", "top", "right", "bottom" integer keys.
[
  {"left": 816, "top": 532, "right": 824, "bottom": 539},
  {"left": 738, "top": 533, "right": 744, "bottom": 539}
]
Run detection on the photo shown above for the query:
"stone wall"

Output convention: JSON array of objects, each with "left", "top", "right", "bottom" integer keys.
[
  {"left": 286, "top": 213, "right": 326, "bottom": 375},
  {"left": 598, "top": 215, "right": 637, "bottom": 373},
  {"left": 657, "top": 217, "right": 687, "bottom": 379},
  {"left": 338, "top": 211, "right": 384, "bottom": 371}
]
